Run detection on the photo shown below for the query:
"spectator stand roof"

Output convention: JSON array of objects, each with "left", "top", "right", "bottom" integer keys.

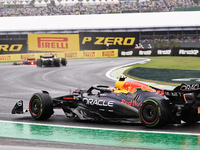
[{"left": 0, "top": 11, "right": 200, "bottom": 33}]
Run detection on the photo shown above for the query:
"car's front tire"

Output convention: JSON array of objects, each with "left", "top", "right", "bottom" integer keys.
[{"left": 29, "top": 93, "right": 53, "bottom": 120}]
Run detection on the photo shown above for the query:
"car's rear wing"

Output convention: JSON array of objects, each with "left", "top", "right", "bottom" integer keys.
[
  {"left": 173, "top": 83, "right": 200, "bottom": 93},
  {"left": 164, "top": 83, "right": 200, "bottom": 104},
  {"left": 40, "top": 55, "right": 54, "bottom": 59},
  {"left": 27, "top": 58, "right": 36, "bottom": 61}
]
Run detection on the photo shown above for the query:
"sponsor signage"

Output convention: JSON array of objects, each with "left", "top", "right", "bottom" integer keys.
[
  {"left": 21, "top": 54, "right": 35, "bottom": 59},
  {"left": 139, "top": 50, "right": 152, "bottom": 56},
  {"left": 178, "top": 84, "right": 200, "bottom": 91},
  {"left": 65, "top": 52, "right": 78, "bottom": 59},
  {"left": 179, "top": 49, "right": 199, "bottom": 55},
  {"left": 102, "top": 50, "right": 115, "bottom": 57},
  {"left": 79, "top": 32, "right": 139, "bottom": 50},
  {"left": 118, "top": 48, "right": 200, "bottom": 57},
  {"left": 0, "top": 55, "right": 11, "bottom": 61},
  {"left": 157, "top": 49, "right": 171, "bottom": 55},
  {"left": 0, "top": 40, "right": 27, "bottom": 54},
  {"left": 172, "top": 47, "right": 200, "bottom": 56},
  {"left": 120, "top": 50, "right": 134, "bottom": 56},
  {"left": 84, "top": 51, "right": 96, "bottom": 58},
  {"left": 118, "top": 49, "right": 153, "bottom": 57},
  {"left": 28, "top": 34, "right": 80, "bottom": 52},
  {"left": 82, "top": 98, "right": 114, "bottom": 107},
  {"left": 121, "top": 99, "right": 142, "bottom": 107}
]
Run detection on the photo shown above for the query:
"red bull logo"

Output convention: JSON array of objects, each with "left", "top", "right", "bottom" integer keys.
[
  {"left": 121, "top": 81, "right": 156, "bottom": 93},
  {"left": 121, "top": 99, "right": 142, "bottom": 106}
]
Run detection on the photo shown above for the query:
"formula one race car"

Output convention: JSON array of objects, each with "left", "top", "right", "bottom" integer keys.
[
  {"left": 12, "top": 77, "right": 200, "bottom": 127},
  {"left": 13, "top": 58, "right": 36, "bottom": 65},
  {"left": 36, "top": 55, "right": 67, "bottom": 67}
]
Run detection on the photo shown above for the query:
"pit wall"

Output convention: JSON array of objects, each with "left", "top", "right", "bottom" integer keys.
[{"left": 0, "top": 49, "right": 118, "bottom": 62}]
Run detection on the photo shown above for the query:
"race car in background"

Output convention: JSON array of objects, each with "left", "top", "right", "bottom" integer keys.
[
  {"left": 13, "top": 58, "right": 36, "bottom": 65},
  {"left": 12, "top": 76, "right": 200, "bottom": 127},
  {"left": 36, "top": 55, "right": 67, "bottom": 67}
]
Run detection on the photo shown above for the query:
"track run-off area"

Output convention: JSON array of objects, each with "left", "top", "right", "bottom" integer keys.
[{"left": 0, "top": 58, "right": 200, "bottom": 150}]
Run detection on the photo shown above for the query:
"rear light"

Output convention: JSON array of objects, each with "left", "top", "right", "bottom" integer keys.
[{"left": 73, "top": 89, "right": 80, "bottom": 93}]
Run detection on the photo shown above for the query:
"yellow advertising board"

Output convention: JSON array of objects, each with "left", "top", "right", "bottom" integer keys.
[
  {"left": 64, "top": 49, "right": 118, "bottom": 59},
  {"left": 82, "top": 50, "right": 118, "bottom": 58},
  {"left": 0, "top": 49, "right": 118, "bottom": 62},
  {"left": 0, "top": 55, "right": 11, "bottom": 61},
  {"left": 101, "top": 50, "right": 118, "bottom": 57},
  {"left": 65, "top": 51, "right": 83, "bottom": 59},
  {"left": 28, "top": 34, "right": 80, "bottom": 52}
]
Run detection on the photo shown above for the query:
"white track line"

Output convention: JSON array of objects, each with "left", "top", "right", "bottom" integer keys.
[
  {"left": 0, "top": 120, "right": 200, "bottom": 136},
  {"left": 105, "top": 58, "right": 151, "bottom": 81}
]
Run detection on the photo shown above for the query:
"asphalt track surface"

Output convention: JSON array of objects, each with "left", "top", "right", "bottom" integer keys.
[{"left": 0, "top": 58, "right": 200, "bottom": 150}]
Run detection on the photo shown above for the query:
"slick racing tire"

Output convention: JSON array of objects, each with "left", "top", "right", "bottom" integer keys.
[
  {"left": 54, "top": 58, "right": 60, "bottom": 67},
  {"left": 36, "top": 59, "right": 43, "bottom": 67},
  {"left": 139, "top": 99, "right": 171, "bottom": 127},
  {"left": 61, "top": 58, "right": 67, "bottom": 66},
  {"left": 29, "top": 93, "right": 53, "bottom": 120},
  {"left": 13, "top": 62, "right": 17, "bottom": 65}
]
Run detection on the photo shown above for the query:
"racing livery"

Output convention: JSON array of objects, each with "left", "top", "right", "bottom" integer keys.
[
  {"left": 13, "top": 58, "right": 36, "bottom": 65},
  {"left": 12, "top": 77, "right": 200, "bottom": 127},
  {"left": 36, "top": 55, "right": 67, "bottom": 67}
]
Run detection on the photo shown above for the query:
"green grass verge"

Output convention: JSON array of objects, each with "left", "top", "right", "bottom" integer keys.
[{"left": 123, "top": 56, "right": 200, "bottom": 86}]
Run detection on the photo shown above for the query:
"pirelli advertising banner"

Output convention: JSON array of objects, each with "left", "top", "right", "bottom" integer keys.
[
  {"left": 28, "top": 34, "right": 80, "bottom": 52},
  {"left": 79, "top": 32, "right": 139, "bottom": 50},
  {"left": 0, "top": 40, "right": 27, "bottom": 54},
  {"left": 65, "top": 49, "right": 118, "bottom": 59},
  {"left": 0, "top": 49, "right": 118, "bottom": 62}
]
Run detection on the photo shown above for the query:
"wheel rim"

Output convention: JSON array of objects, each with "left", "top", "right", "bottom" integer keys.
[
  {"left": 30, "top": 97, "right": 41, "bottom": 116},
  {"left": 141, "top": 102, "right": 158, "bottom": 124}
]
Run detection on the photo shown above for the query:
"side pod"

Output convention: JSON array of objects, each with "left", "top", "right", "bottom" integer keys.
[{"left": 12, "top": 100, "right": 27, "bottom": 114}]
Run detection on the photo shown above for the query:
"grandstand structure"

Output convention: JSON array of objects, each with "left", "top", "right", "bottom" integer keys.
[
  {"left": 0, "top": 10, "right": 200, "bottom": 48},
  {"left": 0, "top": 0, "right": 120, "bottom": 8}
]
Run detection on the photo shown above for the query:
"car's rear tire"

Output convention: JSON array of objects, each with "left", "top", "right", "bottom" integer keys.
[
  {"left": 181, "top": 107, "right": 199, "bottom": 124},
  {"left": 29, "top": 93, "right": 53, "bottom": 120},
  {"left": 36, "top": 59, "right": 43, "bottom": 67},
  {"left": 54, "top": 58, "right": 60, "bottom": 67},
  {"left": 61, "top": 58, "right": 67, "bottom": 66},
  {"left": 139, "top": 98, "right": 171, "bottom": 127}
]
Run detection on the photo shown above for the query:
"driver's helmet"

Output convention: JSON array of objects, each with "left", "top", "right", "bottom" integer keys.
[{"left": 107, "top": 87, "right": 116, "bottom": 92}]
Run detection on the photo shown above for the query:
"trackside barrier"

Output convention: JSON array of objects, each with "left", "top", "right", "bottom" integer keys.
[
  {"left": 118, "top": 48, "right": 200, "bottom": 57},
  {"left": 0, "top": 49, "right": 118, "bottom": 62}
]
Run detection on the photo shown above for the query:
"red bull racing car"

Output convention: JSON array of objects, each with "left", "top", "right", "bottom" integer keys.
[
  {"left": 12, "top": 77, "right": 200, "bottom": 127},
  {"left": 13, "top": 58, "right": 36, "bottom": 65}
]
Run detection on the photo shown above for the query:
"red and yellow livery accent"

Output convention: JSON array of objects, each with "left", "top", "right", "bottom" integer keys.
[{"left": 115, "top": 80, "right": 156, "bottom": 93}]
